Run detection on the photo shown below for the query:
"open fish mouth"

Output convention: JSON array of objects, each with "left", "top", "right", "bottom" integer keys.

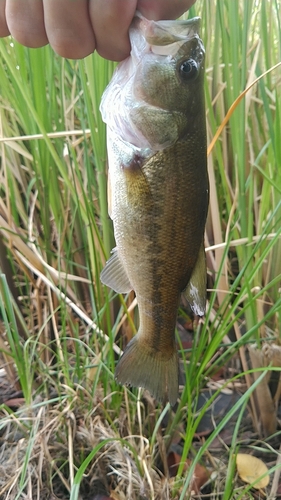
[
  {"left": 131, "top": 14, "right": 202, "bottom": 61},
  {"left": 134, "top": 13, "right": 201, "bottom": 46}
]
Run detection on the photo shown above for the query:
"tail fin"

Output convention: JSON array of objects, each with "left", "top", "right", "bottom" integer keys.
[{"left": 115, "top": 334, "right": 179, "bottom": 406}]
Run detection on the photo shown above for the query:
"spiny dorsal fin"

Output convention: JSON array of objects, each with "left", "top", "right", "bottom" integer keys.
[{"left": 100, "top": 247, "right": 133, "bottom": 294}]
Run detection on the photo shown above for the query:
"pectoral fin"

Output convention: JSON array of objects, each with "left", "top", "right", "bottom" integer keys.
[
  {"left": 100, "top": 247, "right": 133, "bottom": 293},
  {"left": 182, "top": 242, "right": 207, "bottom": 316}
]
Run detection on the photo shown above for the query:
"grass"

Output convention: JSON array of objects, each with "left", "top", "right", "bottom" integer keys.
[{"left": 0, "top": 0, "right": 281, "bottom": 498}]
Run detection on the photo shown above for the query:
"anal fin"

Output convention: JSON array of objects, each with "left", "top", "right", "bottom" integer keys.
[
  {"left": 182, "top": 241, "right": 207, "bottom": 316},
  {"left": 100, "top": 247, "right": 133, "bottom": 294}
]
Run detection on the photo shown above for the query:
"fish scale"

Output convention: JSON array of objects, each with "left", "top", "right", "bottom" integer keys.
[{"left": 100, "top": 14, "right": 209, "bottom": 405}]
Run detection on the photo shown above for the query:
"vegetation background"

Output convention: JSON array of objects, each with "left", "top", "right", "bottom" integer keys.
[{"left": 0, "top": 0, "right": 280, "bottom": 498}]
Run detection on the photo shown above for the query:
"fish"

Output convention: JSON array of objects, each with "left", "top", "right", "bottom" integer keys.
[{"left": 100, "top": 13, "right": 209, "bottom": 406}]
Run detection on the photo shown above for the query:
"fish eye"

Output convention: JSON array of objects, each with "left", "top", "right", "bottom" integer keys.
[{"left": 179, "top": 59, "right": 198, "bottom": 81}]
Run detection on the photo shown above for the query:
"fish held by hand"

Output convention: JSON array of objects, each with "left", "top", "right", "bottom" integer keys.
[{"left": 100, "top": 13, "right": 209, "bottom": 406}]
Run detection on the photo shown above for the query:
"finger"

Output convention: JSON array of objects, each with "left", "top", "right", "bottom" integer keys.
[
  {"left": 137, "top": 0, "right": 197, "bottom": 20},
  {"left": 0, "top": 0, "right": 10, "bottom": 37},
  {"left": 89, "top": 0, "right": 137, "bottom": 61},
  {"left": 43, "top": 0, "right": 95, "bottom": 59},
  {"left": 5, "top": 0, "right": 48, "bottom": 47}
]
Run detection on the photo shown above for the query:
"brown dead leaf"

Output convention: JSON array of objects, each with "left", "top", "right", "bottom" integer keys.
[
  {"left": 236, "top": 453, "right": 269, "bottom": 489},
  {"left": 167, "top": 451, "right": 210, "bottom": 493},
  {"left": 2, "top": 397, "right": 25, "bottom": 408},
  {"left": 92, "top": 495, "right": 114, "bottom": 500},
  {"left": 209, "top": 366, "right": 225, "bottom": 381}
]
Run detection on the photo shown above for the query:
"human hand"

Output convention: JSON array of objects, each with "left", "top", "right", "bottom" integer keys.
[{"left": 0, "top": 0, "right": 197, "bottom": 60}]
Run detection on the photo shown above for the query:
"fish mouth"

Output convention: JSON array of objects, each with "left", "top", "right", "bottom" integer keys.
[
  {"left": 133, "top": 12, "right": 201, "bottom": 46},
  {"left": 131, "top": 13, "right": 202, "bottom": 59}
]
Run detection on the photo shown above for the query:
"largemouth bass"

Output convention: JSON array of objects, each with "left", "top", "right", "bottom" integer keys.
[{"left": 100, "top": 13, "right": 208, "bottom": 406}]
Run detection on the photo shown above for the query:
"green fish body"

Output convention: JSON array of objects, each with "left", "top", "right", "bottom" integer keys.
[{"left": 100, "top": 14, "right": 208, "bottom": 405}]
